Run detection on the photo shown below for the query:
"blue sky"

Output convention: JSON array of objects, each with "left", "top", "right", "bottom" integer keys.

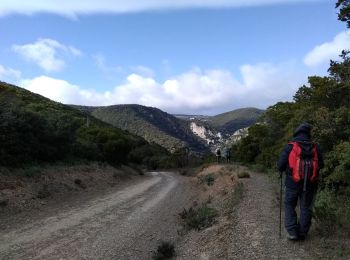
[{"left": 0, "top": 0, "right": 348, "bottom": 114}]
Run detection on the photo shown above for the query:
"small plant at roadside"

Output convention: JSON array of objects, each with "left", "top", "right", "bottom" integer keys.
[
  {"left": 37, "top": 184, "right": 51, "bottom": 199},
  {"left": 153, "top": 241, "right": 175, "bottom": 260},
  {"left": 74, "top": 179, "right": 87, "bottom": 189},
  {"left": 0, "top": 199, "right": 8, "bottom": 207},
  {"left": 22, "top": 166, "right": 42, "bottom": 178},
  {"left": 237, "top": 171, "right": 250, "bottom": 178},
  {"left": 199, "top": 174, "right": 215, "bottom": 186},
  {"left": 179, "top": 203, "right": 218, "bottom": 230},
  {"left": 206, "top": 195, "right": 213, "bottom": 204},
  {"left": 224, "top": 182, "right": 244, "bottom": 214}
]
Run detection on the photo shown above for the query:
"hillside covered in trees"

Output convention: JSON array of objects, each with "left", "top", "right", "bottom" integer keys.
[
  {"left": 232, "top": 1, "right": 350, "bottom": 235},
  {"left": 0, "top": 82, "right": 171, "bottom": 169},
  {"left": 73, "top": 104, "right": 209, "bottom": 153},
  {"left": 208, "top": 107, "right": 264, "bottom": 135}
]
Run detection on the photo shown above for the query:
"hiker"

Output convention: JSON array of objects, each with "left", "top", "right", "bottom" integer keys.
[
  {"left": 277, "top": 123, "right": 324, "bottom": 241},
  {"left": 223, "top": 148, "right": 231, "bottom": 163},
  {"left": 216, "top": 148, "right": 221, "bottom": 163},
  {"left": 224, "top": 148, "right": 231, "bottom": 163}
]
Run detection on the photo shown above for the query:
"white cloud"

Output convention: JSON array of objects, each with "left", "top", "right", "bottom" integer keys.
[
  {"left": 20, "top": 63, "right": 304, "bottom": 114},
  {"left": 131, "top": 65, "right": 155, "bottom": 77},
  {"left": 12, "top": 38, "right": 82, "bottom": 72},
  {"left": 0, "top": 64, "right": 21, "bottom": 81},
  {"left": 0, "top": 0, "right": 324, "bottom": 17},
  {"left": 304, "top": 31, "right": 350, "bottom": 67},
  {"left": 20, "top": 76, "right": 108, "bottom": 105},
  {"left": 93, "top": 54, "right": 123, "bottom": 74}
]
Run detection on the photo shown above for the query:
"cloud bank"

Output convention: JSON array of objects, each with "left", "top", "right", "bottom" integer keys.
[
  {"left": 0, "top": 0, "right": 323, "bottom": 17},
  {"left": 304, "top": 30, "right": 350, "bottom": 67},
  {"left": 12, "top": 38, "right": 82, "bottom": 72},
  {"left": 20, "top": 63, "right": 304, "bottom": 114},
  {"left": 0, "top": 64, "right": 21, "bottom": 81}
]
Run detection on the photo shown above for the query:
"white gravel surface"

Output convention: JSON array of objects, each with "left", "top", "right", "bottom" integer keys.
[{"left": 0, "top": 172, "right": 195, "bottom": 260}]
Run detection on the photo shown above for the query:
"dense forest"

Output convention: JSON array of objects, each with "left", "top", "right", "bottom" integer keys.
[
  {"left": 0, "top": 82, "right": 175, "bottom": 169},
  {"left": 232, "top": 1, "right": 350, "bottom": 235}
]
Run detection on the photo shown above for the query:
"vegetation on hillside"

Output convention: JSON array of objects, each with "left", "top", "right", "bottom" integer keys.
[
  {"left": 208, "top": 107, "right": 264, "bottom": 134},
  {"left": 73, "top": 104, "right": 209, "bottom": 152},
  {"left": 232, "top": 2, "right": 350, "bottom": 235},
  {"left": 0, "top": 82, "right": 171, "bottom": 169}
]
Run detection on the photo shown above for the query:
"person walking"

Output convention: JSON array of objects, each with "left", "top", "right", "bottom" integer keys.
[
  {"left": 277, "top": 123, "right": 324, "bottom": 241},
  {"left": 216, "top": 148, "right": 221, "bottom": 164}
]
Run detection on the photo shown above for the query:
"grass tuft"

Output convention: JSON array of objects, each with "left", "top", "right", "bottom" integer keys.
[
  {"left": 237, "top": 171, "right": 250, "bottom": 178},
  {"left": 153, "top": 241, "right": 175, "bottom": 260},
  {"left": 224, "top": 182, "right": 244, "bottom": 214},
  {"left": 199, "top": 174, "right": 215, "bottom": 186},
  {"left": 179, "top": 203, "right": 218, "bottom": 230},
  {"left": 37, "top": 184, "right": 51, "bottom": 199}
]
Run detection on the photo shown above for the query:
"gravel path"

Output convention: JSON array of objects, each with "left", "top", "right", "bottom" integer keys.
[
  {"left": 0, "top": 172, "right": 195, "bottom": 260},
  {"left": 228, "top": 170, "right": 316, "bottom": 260}
]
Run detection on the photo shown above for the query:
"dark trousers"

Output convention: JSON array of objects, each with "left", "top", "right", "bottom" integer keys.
[{"left": 284, "top": 186, "right": 316, "bottom": 236}]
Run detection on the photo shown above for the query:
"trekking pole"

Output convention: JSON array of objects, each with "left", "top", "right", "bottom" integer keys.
[{"left": 279, "top": 171, "right": 283, "bottom": 238}]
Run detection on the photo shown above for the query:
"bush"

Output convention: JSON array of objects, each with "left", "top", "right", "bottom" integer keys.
[
  {"left": 153, "top": 241, "right": 175, "bottom": 260},
  {"left": 0, "top": 199, "right": 8, "bottom": 207},
  {"left": 179, "top": 203, "right": 218, "bottom": 230},
  {"left": 22, "top": 166, "right": 42, "bottom": 178},
  {"left": 199, "top": 174, "right": 215, "bottom": 186},
  {"left": 74, "top": 179, "right": 87, "bottom": 189},
  {"left": 237, "top": 171, "right": 250, "bottom": 178},
  {"left": 37, "top": 184, "right": 51, "bottom": 199},
  {"left": 314, "top": 188, "right": 350, "bottom": 235}
]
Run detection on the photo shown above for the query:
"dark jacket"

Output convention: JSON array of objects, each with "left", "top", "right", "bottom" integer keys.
[{"left": 277, "top": 124, "right": 324, "bottom": 190}]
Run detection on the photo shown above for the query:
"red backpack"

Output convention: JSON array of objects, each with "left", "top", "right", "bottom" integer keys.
[{"left": 288, "top": 141, "right": 319, "bottom": 183}]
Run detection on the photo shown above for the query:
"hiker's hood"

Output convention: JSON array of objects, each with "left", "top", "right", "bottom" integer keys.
[{"left": 293, "top": 123, "right": 312, "bottom": 140}]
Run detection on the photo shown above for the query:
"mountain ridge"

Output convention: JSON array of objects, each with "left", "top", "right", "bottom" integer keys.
[
  {"left": 74, "top": 104, "right": 263, "bottom": 152},
  {"left": 73, "top": 104, "right": 209, "bottom": 153}
]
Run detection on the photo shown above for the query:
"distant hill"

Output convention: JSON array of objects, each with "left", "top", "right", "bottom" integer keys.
[
  {"left": 208, "top": 107, "right": 264, "bottom": 135},
  {"left": 0, "top": 82, "right": 168, "bottom": 168},
  {"left": 73, "top": 104, "right": 209, "bottom": 153}
]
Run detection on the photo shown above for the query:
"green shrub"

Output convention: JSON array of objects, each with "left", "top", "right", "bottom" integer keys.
[
  {"left": 74, "top": 179, "right": 87, "bottom": 189},
  {"left": 21, "top": 166, "right": 42, "bottom": 178},
  {"left": 199, "top": 174, "right": 215, "bottom": 186},
  {"left": 314, "top": 188, "right": 350, "bottom": 235},
  {"left": 0, "top": 199, "right": 8, "bottom": 207},
  {"left": 37, "top": 184, "right": 51, "bottom": 199},
  {"left": 153, "top": 241, "right": 175, "bottom": 260},
  {"left": 237, "top": 171, "right": 250, "bottom": 178},
  {"left": 179, "top": 203, "right": 218, "bottom": 230}
]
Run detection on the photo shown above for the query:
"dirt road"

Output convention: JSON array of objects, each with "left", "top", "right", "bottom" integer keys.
[
  {"left": 0, "top": 172, "right": 194, "bottom": 260},
  {"left": 228, "top": 170, "right": 315, "bottom": 260}
]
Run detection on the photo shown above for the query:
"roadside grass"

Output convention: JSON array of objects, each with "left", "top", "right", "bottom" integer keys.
[
  {"left": 37, "top": 184, "right": 51, "bottom": 199},
  {"left": 179, "top": 167, "right": 199, "bottom": 177},
  {"left": 247, "top": 164, "right": 267, "bottom": 173},
  {"left": 237, "top": 171, "right": 250, "bottom": 178},
  {"left": 179, "top": 203, "right": 218, "bottom": 230},
  {"left": 224, "top": 182, "right": 244, "bottom": 215},
  {"left": 313, "top": 237, "right": 350, "bottom": 260},
  {"left": 199, "top": 174, "right": 215, "bottom": 186},
  {"left": 153, "top": 241, "right": 175, "bottom": 260}
]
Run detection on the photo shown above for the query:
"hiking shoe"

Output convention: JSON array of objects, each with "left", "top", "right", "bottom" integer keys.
[{"left": 286, "top": 233, "right": 298, "bottom": 241}]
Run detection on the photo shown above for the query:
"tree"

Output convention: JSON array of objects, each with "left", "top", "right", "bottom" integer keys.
[{"left": 336, "top": 0, "right": 350, "bottom": 28}]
